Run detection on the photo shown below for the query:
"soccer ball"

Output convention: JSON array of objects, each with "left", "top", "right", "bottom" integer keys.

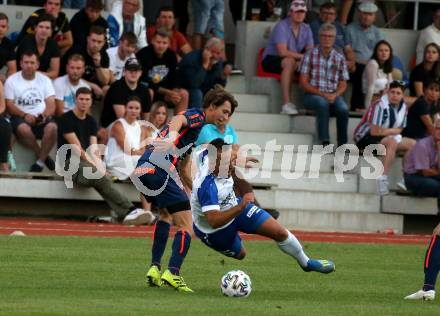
[{"left": 220, "top": 270, "right": 252, "bottom": 297}]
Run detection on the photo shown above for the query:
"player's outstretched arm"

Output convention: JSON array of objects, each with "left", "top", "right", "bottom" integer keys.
[{"left": 205, "top": 196, "right": 253, "bottom": 229}]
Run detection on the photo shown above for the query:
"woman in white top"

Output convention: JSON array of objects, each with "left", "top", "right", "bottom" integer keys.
[
  {"left": 362, "top": 40, "right": 394, "bottom": 110},
  {"left": 105, "top": 96, "right": 154, "bottom": 219}
]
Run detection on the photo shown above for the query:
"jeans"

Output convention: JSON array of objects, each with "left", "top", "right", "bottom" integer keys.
[
  {"left": 63, "top": 0, "right": 85, "bottom": 8},
  {"left": 404, "top": 173, "right": 440, "bottom": 213},
  {"left": 192, "top": 0, "right": 224, "bottom": 35},
  {"left": 188, "top": 89, "right": 203, "bottom": 109},
  {"left": 302, "top": 93, "right": 349, "bottom": 145}
]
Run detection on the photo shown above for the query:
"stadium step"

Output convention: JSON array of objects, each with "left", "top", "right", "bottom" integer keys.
[
  {"left": 226, "top": 75, "right": 247, "bottom": 93},
  {"left": 243, "top": 170, "right": 358, "bottom": 193},
  {"left": 232, "top": 93, "right": 270, "bottom": 113},
  {"left": 382, "top": 194, "right": 438, "bottom": 215},
  {"left": 236, "top": 131, "right": 313, "bottom": 148},
  {"left": 254, "top": 189, "right": 380, "bottom": 213},
  {"left": 230, "top": 112, "right": 291, "bottom": 133},
  {"left": 276, "top": 208, "right": 403, "bottom": 233}
]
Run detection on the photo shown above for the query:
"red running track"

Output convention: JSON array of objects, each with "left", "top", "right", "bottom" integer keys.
[{"left": 0, "top": 217, "right": 432, "bottom": 245}]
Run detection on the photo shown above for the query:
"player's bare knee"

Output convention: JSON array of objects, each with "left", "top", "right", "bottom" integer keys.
[{"left": 274, "top": 228, "right": 289, "bottom": 242}]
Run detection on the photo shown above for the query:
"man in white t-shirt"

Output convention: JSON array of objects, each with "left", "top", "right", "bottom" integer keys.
[
  {"left": 106, "top": 31, "right": 137, "bottom": 81},
  {"left": 54, "top": 54, "right": 92, "bottom": 116},
  {"left": 5, "top": 51, "right": 57, "bottom": 172}
]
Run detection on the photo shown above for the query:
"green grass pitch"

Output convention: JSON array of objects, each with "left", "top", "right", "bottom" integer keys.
[{"left": 0, "top": 235, "right": 439, "bottom": 316}]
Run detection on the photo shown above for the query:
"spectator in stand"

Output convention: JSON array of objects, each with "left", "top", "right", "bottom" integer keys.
[
  {"left": 299, "top": 23, "right": 349, "bottom": 147},
  {"left": 405, "top": 222, "right": 440, "bottom": 301},
  {"left": 0, "top": 81, "right": 12, "bottom": 172},
  {"left": 100, "top": 58, "right": 151, "bottom": 141},
  {"left": 410, "top": 43, "right": 440, "bottom": 97},
  {"left": 136, "top": 28, "right": 188, "bottom": 114},
  {"left": 353, "top": 80, "right": 415, "bottom": 195},
  {"left": 5, "top": 51, "right": 57, "bottom": 172},
  {"left": 346, "top": 1, "right": 384, "bottom": 111},
  {"left": 17, "top": 0, "right": 73, "bottom": 55},
  {"left": 148, "top": 101, "right": 169, "bottom": 137},
  {"left": 403, "top": 80, "right": 440, "bottom": 140},
  {"left": 105, "top": 96, "right": 155, "bottom": 216},
  {"left": 63, "top": 26, "right": 112, "bottom": 88},
  {"left": 54, "top": 54, "right": 103, "bottom": 116},
  {"left": 69, "top": 0, "right": 109, "bottom": 51},
  {"left": 177, "top": 37, "right": 226, "bottom": 108},
  {"left": 416, "top": 7, "right": 440, "bottom": 65},
  {"left": 310, "top": 2, "right": 355, "bottom": 73},
  {"left": 107, "top": 0, "right": 148, "bottom": 49},
  {"left": 403, "top": 119, "right": 440, "bottom": 216},
  {"left": 261, "top": 0, "right": 313, "bottom": 115},
  {"left": 362, "top": 40, "right": 393, "bottom": 110},
  {"left": 58, "top": 87, "right": 154, "bottom": 225},
  {"left": 0, "top": 13, "right": 16, "bottom": 82},
  {"left": 191, "top": 0, "right": 224, "bottom": 49},
  {"left": 107, "top": 32, "right": 137, "bottom": 81},
  {"left": 16, "top": 14, "right": 61, "bottom": 80},
  {"left": 147, "top": 6, "right": 192, "bottom": 61}
]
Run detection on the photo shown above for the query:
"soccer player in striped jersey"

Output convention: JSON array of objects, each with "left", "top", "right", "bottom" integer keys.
[
  {"left": 133, "top": 87, "right": 237, "bottom": 292},
  {"left": 405, "top": 223, "right": 440, "bottom": 301},
  {"left": 191, "top": 138, "right": 336, "bottom": 274}
]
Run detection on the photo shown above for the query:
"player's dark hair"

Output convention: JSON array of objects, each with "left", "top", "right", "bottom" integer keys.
[
  {"left": 202, "top": 85, "right": 238, "bottom": 115},
  {"left": 76, "top": 87, "right": 93, "bottom": 98},
  {"left": 209, "top": 138, "right": 227, "bottom": 151},
  {"left": 0, "top": 12, "right": 9, "bottom": 22}
]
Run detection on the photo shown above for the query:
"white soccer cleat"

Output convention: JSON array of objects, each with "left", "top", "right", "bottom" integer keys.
[
  {"left": 280, "top": 102, "right": 299, "bottom": 115},
  {"left": 404, "top": 289, "right": 435, "bottom": 301},
  {"left": 123, "top": 209, "right": 155, "bottom": 226}
]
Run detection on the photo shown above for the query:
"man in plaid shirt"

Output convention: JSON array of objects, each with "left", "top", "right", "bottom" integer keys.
[{"left": 299, "top": 22, "right": 350, "bottom": 147}]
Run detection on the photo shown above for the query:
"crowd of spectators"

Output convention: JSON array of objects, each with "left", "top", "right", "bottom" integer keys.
[
  {"left": 1, "top": 0, "right": 440, "bottom": 208},
  {"left": 0, "top": 0, "right": 230, "bottom": 223}
]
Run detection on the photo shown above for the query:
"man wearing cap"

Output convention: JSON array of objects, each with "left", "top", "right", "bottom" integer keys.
[
  {"left": 261, "top": 0, "right": 313, "bottom": 115},
  {"left": 100, "top": 58, "right": 151, "bottom": 140},
  {"left": 346, "top": 1, "right": 384, "bottom": 111}
]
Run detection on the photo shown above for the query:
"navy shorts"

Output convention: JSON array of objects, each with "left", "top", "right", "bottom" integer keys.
[
  {"left": 194, "top": 203, "right": 271, "bottom": 258},
  {"left": 10, "top": 115, "right": 57, "bottom": 139},
  {"left": 135, "top": 159, "right": 190, "bottom": 214}
]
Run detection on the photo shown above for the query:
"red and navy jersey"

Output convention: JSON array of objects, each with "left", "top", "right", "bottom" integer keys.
[
  {"left": 158, "top": 108, "right": 206, "bottom": 151},
  {"left": 139, "top": 108, "right": 206, "bottom": 167}
]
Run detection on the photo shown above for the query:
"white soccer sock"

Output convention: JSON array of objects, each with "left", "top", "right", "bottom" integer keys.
[{"left": 277, "top": 230, "right": 309, "bottom": 267}]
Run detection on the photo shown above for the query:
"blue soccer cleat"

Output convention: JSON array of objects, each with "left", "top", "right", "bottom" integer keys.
[{"left": 302, "top": 259, "right": 335, "bottom": 274}]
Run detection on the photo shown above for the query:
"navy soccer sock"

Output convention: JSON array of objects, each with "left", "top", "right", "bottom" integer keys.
[
  {"left": 151, "top": 220, "right": 171, "bottom": 270},
  {"left": 168, "top": 230, "right": 191, "bottom": 275},
  {"left": 423, "top": 235, "right": 440, "bottom": 291}
]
